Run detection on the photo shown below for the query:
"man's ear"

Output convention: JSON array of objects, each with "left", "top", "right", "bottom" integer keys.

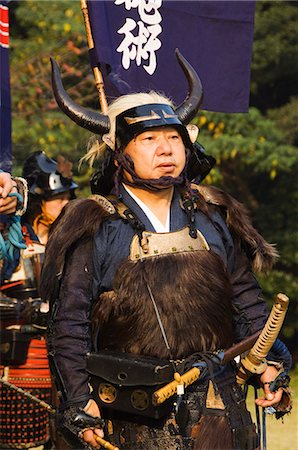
[
  {"left": 114, "top": 160, "right": 119, "bottom": 168},
  {"left": 102, "top": 134, "right": 115, "bottom": 150},
  {"left": 186, "top": 124, "right": 199, "bottom": 143}
]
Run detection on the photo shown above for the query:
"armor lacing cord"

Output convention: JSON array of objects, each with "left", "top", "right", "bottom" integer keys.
[
  {"left": 181, "top": 194, "right": 198, "bottom": 239},
  {"left": 120, "top": 206, "right": 178, "bottom": 380},
  {"left": 119, "top": 198, "right": 204, "bottom": 394},
  {"left": 114, "top": 149, "right": 190, "bottom": 194},
  {"left": 123, "top": 208, "right": 147, "bottom": 251},
  {"left": 254, "top": 386, "right": 270, "bottom": 450},
  {"left": 177, "top": 351, "right": 225, "bottom": 394},
  {"left": 119, "top": 189, "right": 199, "bottom": 251},
  {"left": 137, "top": 251, "right": 186, "bottom": 417}
]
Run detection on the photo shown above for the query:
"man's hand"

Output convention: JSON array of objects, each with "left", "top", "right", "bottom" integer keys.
[
  {"left": 82, "top": 399, "right": 104, "bottom": 448},
  {"left": 0, "top": 172, "right": 18, "bottom": 214},
  {"left": 255, "top": 365, "right": 283, "bottom": 408}
]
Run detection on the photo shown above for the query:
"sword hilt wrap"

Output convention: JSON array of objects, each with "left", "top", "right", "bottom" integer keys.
[
  {"left": 236, "top": 293, "right": 289, "bottom": 385},
  {"left": 152, "top": 367, "right": 201, "bottom": 406}
]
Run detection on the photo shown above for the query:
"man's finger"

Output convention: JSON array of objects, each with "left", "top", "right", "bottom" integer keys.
[
  {"left": 83, "top": 429, "right": 100, "bottom": 448},
  {"left": 0, "top": 197, "right": 17, "bottom": 214},
  {"left": 263, "top": 383, "right": 274, "bottom": 401},
  {"left": 0, "top": 207, "right": 16, "bottom": 215},
  {"left": 0, "top": 197, "right": 17, "bottom": 206},
  {"left": 0, "top": 173, "right": 13, "bottom": 198},
  {"left": 94, "top": 427, "right": 105, "bottom": 439},
  {"left": 255, "top": 387, "right": 283, "bottom": 407}
]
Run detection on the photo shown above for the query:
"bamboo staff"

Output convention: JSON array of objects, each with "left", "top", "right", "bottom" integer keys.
[
  {"left": 0, "top": 378, "right": 119, "bottom": 450},
  {"left": 80, "top": 0, "right": 108, "bottom": 114}
]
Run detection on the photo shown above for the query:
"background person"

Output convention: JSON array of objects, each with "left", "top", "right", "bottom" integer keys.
[
  {"left": 22, "top": 150, "right": 78, "bottom": 244},
  {"left": 0, "top": 171, "right": 28, "bottom": 283},
  {"left": 0, "top": 151, "right": 77, "bottom": 450},
  {"left": 0, "top": 170, "right": 27, "bottom": 215}
]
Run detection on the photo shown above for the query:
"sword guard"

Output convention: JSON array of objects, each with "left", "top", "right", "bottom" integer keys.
[{"left": 241, "top": 356, "right": 267, "bottom": 375}]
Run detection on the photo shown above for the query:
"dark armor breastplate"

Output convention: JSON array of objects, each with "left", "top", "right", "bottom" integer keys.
[{"left": 92, "top": 227, "right": 234, "bottom": 359}]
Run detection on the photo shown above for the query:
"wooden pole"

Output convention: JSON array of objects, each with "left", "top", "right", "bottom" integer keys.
[{"left": 80, "top": 0, "right": 108, "bottom": 114}]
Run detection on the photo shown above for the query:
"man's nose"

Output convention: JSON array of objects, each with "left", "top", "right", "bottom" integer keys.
[{"left": 156, "top": 136, "right": 172, "bottom": 155}]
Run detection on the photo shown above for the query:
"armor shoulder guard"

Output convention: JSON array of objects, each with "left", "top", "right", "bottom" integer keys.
[
  {"left": 193, "top": 184, "right": 278, "bottom": 273},
  {"left": 40, "top": 197, "right": 112, "bottom": 302}
]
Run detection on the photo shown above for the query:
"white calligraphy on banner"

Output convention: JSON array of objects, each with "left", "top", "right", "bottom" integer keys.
[{"left": 115, "top": 0, "right": 163, "bottom": 75}]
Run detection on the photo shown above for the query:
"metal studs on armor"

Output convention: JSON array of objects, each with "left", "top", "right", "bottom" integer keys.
[
  {"left": 98, "top": 383, "right": 117, "bottom": 404},
  {"left": 130, "top": 389, "right": 149, "bottom": 411}
]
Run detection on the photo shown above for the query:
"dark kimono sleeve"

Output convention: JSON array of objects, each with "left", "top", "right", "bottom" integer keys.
[
  {"left": 214, "top": 208, "right": 292, "bottom": 371},
  {"left": 47, "top": 238, "right": 94, "bottom": 409},
  {"left": 230, "top": 243, "right": 269, "bottom": 342},
  {"left": 212, "top": 211, "right": 269, "bottom": 342}
]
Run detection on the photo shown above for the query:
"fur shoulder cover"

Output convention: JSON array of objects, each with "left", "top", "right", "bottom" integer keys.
[
  {"left": 40, "top": 187, "right": 278, "bottom": 302},
  {"left": 195, "top": 184, "right": 278, "bottom": 273},
  {"left": 39, "top": 196, "right": 112, "bottom": 302}
]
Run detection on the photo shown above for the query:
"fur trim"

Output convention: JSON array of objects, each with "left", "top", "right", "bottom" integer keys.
[
  {"left": 92, "top": 250, "right": 234, "bottom": 359},
  {"left": 194, "top": 416, "right": 233, "bottom": 450},
  {"left": 195, "top": 184, "right": 279, "bottom": 273},
  {"left": 40, "top": 197, "right": 111, "bottom": 302}
]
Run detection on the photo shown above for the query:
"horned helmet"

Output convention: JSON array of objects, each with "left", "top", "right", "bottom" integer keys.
[{"left": 51, "top": 49, "right": 215, "bottom": 194}]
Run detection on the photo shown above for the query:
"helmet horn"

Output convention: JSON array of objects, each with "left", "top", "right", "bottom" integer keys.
[
  {"left": 50, "top": 50, "right": 202, "bottom": 134},
  {"left": 50, "top": 58, "right": 110, "bottom": 135},
  {"left": 175, "top": 49, "right": 204, "bottom": 124}
]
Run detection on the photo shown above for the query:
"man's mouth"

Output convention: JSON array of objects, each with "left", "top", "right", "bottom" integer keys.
[{"left": 157, "top": 162, "right": 175, "bottom": 169}]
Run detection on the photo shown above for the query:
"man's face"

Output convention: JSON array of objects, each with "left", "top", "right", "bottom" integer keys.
[
  {"left": 122, "top": 126, "right": 186, "bottom": 181},
  {"left": 44, "top": 191, "right": 71, "bottom": 220}
]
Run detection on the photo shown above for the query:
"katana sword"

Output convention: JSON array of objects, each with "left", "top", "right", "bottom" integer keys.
[
  {"left": 153, "top": 293, "right": 289, "bottom": 405},
  {"left": 152, "top": 331, "right": 260, "bottom": 406}
]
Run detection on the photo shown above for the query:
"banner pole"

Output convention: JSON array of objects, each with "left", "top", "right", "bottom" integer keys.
[{"left": 80, "top": 0, "right": 108, "bottom": 114}]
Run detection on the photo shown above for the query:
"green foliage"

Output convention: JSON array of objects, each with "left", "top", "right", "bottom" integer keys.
[
  {"left": 268, "top": 97, "right": 298, "bottom": 146},
  {"left": 194, "top": 108, "right": 297, "bottom": 175},
  {"left": 10, "top": 0, "right": 94, "bottom": 189},
  {"left": 251, "top": 1, "right": 298, "bottom": 110}
]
